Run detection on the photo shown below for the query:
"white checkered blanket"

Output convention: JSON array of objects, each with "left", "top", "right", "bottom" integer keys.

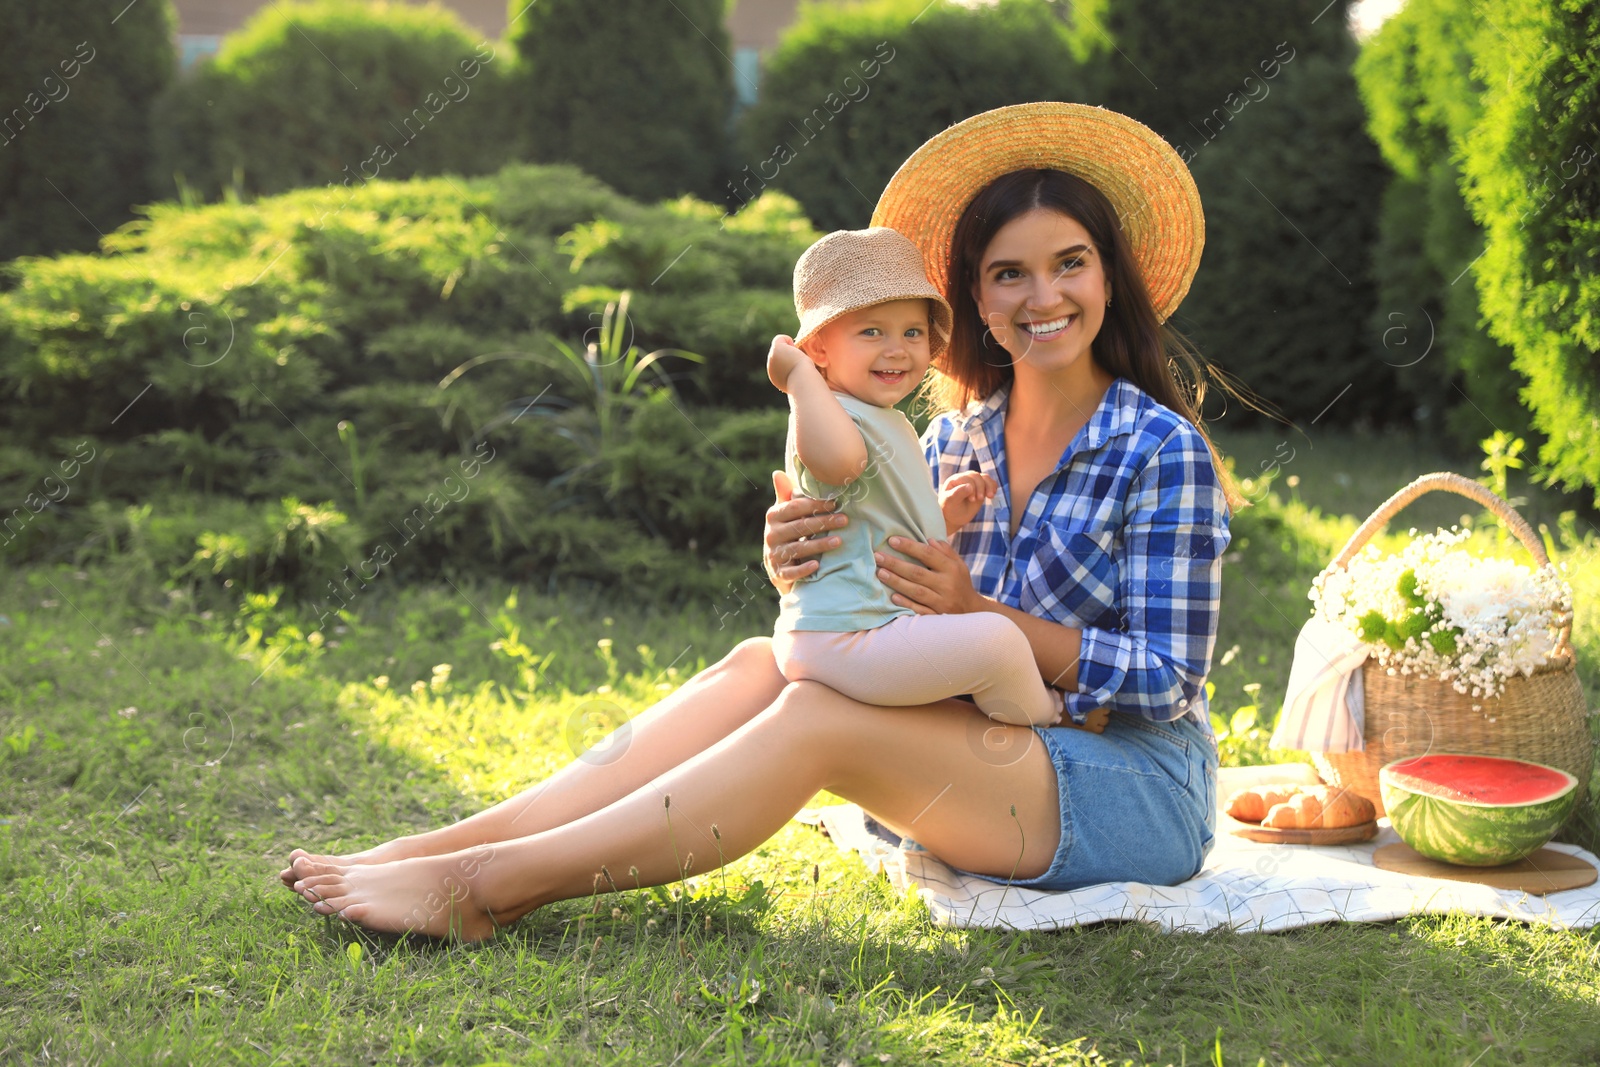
[{"left": 800, "top": 763, "right": 1600, "bottom": 932}]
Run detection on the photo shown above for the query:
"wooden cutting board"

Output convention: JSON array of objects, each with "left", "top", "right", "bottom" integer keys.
[
  {"left": 1229, "top": 820, "right": 1379, "bottom": 845},
  {"left": 1372, "top": 843, "right": 1598, "bottom": 894}
]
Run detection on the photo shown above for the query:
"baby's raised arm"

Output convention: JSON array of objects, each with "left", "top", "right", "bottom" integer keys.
[{"left": 767, "top": 335, "right": 868, "bottom": 487}]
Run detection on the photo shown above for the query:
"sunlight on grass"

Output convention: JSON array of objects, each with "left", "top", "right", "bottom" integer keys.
[
  {"left": 325, "top": 589, "right": 876, "bottom": 912},
  {"left": 5, "top": 427, "right": 1599, "bottom": 1064}
]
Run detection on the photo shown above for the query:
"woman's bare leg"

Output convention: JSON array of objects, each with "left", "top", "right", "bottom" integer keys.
[
  {"left": 286, "top": 680, "right": 1061, "bottom": 939},
  {"left": 279, "top": 637, "right": 789, "bottom": 885}
]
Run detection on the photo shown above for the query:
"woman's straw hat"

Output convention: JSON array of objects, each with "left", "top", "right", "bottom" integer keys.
[
  {"left": 870, "top": 102, "right": 1204, "bottom": 323},
  {"left": 793, "top": 227, "right": 955, "bottom": 357}
]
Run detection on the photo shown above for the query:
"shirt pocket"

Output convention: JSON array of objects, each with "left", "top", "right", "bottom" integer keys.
[{"left": 1018, "top": 522, "right": 1120, "bottom": 628}]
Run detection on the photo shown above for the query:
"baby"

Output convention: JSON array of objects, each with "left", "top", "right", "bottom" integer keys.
[{"left": 766, "top": 227, "right": 1104, "bottom": 731}]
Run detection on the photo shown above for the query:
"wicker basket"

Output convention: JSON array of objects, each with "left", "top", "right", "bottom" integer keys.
[{"left": 1310, "top": 473, "right": 1592, "bottom": 817}]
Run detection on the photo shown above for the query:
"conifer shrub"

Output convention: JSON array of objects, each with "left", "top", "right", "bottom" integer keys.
[{"left": 0, "top": 164, "right": 808, "bottom": 605}]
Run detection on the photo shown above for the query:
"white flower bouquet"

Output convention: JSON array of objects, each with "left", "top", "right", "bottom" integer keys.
[{"left": 1311, "top": 527, "right": 1574, "bottom": 702}]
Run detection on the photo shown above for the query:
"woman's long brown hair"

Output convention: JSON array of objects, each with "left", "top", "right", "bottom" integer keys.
[{"left": 911, "top": 168, "right": 1249, "bottom": 511}]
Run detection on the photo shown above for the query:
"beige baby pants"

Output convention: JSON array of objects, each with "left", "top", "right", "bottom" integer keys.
[{"left": 772, "top": 612, "right": 1065, "bottom": 727}]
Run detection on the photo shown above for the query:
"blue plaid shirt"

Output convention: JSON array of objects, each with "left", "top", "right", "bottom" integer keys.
[{"left": 921, "top": 377, "right": 1229, "bottom": 740}]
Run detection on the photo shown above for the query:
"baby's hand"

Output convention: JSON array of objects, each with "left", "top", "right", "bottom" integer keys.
[
  {"left": 938, "top": 471, "right": 998, "bottom": 533},
  {"left": 767, "top": 335, "right": 815, "bottom": 394},
  {"left": 1060, "top": 706, "right": 1111, "bottom": 734}
]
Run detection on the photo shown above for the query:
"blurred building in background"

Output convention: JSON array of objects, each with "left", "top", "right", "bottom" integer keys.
[{"left": 728, "top": 0, "right": 800, "bottom": 106}]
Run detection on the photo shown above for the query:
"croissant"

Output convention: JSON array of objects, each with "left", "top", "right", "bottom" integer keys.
[
  {"left": 1224, "top": 785, "right": 1305, "bottom": 823},
  {"left": 1261, "top": 786, "right": 1375, "bottom": 829}
]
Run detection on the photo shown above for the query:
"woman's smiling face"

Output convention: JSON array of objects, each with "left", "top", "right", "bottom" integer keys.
[{"left": 970, "top": 207, "right": 1111, "bottom": 377}]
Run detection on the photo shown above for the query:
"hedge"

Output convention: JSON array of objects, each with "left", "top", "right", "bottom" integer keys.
[
  {"left": 151, "top": 0, "right": 512, "bottom": 202},
  {"left": 1353, "top": 0, "right": 1529, "bottom": 447},
  {"left": 507, "top": 0, "right": 732, "bottom": 204},
  {"left": 735, "top": 0, "right": 1086, "bottom": 231},
  {"left": 1460, "top": 0, "right": 1600, "bottom": 504},
  {"left": 0, "top": 0, "right": 175, "bottom": 260}
]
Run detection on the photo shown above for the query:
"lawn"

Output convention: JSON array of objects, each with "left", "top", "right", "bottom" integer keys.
[{"left": 3, "top": 429, "right": 1599, "bottom": 1066}]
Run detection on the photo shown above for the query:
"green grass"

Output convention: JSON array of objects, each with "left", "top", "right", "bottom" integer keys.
[{"left": 3, "top": 429, "right": 1600, "bottom": 1065}]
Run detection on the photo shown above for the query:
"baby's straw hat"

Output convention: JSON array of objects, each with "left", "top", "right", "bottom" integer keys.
[
  {"left": 871, "top": 102, "right": 1205, "bottom": 323},
  {"left": 792, "top": 227, "right": 954, "bottom": 357}
]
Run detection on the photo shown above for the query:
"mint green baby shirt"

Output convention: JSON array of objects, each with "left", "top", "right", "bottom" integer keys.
[{"left": 775, "top": 391, "right": 950, "bottom": 633}]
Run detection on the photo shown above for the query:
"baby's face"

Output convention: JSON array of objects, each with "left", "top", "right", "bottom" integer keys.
[{"left": 803, "top": 298, "right": 933, "bottom": 406}]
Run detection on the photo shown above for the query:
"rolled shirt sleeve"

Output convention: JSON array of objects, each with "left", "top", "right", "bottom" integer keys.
[{"left": 1066, "top": 424, "right": 1230, "bottom": 724}]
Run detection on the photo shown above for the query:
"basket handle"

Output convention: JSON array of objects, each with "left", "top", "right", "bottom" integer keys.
[{"left": 1328, "top": 471, "right": 1572, "bottom": 659}]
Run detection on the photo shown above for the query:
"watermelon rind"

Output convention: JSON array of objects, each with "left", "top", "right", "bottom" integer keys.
[{"left": 1379, "top": 753, "right": 1579, "bottom": 867}]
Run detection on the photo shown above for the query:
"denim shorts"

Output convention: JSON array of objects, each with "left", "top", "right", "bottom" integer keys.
[{"left": 938, "top": 711, "right": 1219, "bottom": 891}]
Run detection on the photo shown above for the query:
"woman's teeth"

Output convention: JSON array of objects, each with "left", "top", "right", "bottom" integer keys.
[{"left": 1021, "top": 315, "right": 1075, "bottom": 339}]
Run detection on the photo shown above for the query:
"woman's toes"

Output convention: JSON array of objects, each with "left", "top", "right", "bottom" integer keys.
[
  {"left": 292, "top": 855, "right": 343, "bottom": 879},
  {"left": 279, "top": 849, "right": 314, "bottom": 885},
  {"left": 334, "top": 902, "right": 371, "bottom": 924},
  {"left": 295, "top": 874, "right": 343, "bottom": 894},
  {"left": 303, "top": 886, "right": 352, "bottom": 909}
]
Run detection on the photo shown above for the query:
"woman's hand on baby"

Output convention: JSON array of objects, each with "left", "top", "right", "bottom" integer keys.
[
  {"left": 763, "top": 469, "right": 846, "bottom": 593},
  {"left": 873, "top": 536, "right": 983, "bottom": 616},
  {"left": 767, "top": 335, "right": 815, "bottom": 394},
  {"left": 938, "top": 471, "right": 998, "bottom": 533}
]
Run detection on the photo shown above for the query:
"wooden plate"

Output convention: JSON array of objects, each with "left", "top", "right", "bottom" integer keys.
[
  {"left": 1372, "top": 843, "right": 1598, "bottom": 894},
  {"left": 1229, "top": 820, "right": 1379, "bottom": 845}
]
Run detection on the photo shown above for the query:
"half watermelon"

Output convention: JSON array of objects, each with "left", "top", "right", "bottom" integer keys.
[{"left": 1379, "top": 754, "right": 1579, "bottom": 867}]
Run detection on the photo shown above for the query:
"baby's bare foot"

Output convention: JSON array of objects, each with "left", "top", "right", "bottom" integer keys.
[{"left": 288, "top": 846, "right": 513, "bottom": 942}]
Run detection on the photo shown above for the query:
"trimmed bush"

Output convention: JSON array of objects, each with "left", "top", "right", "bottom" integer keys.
[
  {"left": 1354, "top": 0, "right": 1529, "bottom": 446},
  {"left": 1180, "top": 53, "right": 1396, "bottom": 425},
  {"left": 507, "top": 0, "right": 732, "bottom": 204},
  {"left": 1460, "top": 0, "right": 1600, "bottom": 504},
  {"left": 151, "top": 0, "right": 510, "bottom": 201},
  {"left": 1066, "top": 0, "right": 1394, "bottom": 427},
  {"left": 1070, "top": 0, "right": 1354, "bottom": 149},
  {"left": 0, "top": 0, "right": 175, "bottom": 260},
  {"left": 734, "top": 0, "right": 1086, "bottom": 231}
]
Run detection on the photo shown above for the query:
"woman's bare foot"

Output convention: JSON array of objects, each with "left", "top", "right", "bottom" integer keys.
[
  {"left": 278, "top": 837, "right": 435, "bottom": 887},
  {"left": 286, "top": 846, "right": 519, "bottom": 942}
]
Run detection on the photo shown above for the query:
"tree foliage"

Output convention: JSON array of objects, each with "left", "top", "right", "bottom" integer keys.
[
  {"left": 507, "top": 0, "right": 732, "bottom": 204},
  {"left": 151, "top": 0, "right": 511, "bottom": 202},
  {"left": 0, "top": 0, "right": 175, "bottom": 260},
  {"left": 735, "top": 0, "right": 1086, "bottom": 231}
]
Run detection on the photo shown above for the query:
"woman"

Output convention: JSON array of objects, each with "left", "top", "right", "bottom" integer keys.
[{"left": 281, "top": 103, "right": 1243, "bottom": 940}]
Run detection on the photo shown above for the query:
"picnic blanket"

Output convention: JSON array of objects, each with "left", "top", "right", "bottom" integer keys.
[{"left": 798, "top": 763, "right": 1600, "bottom": 932}]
